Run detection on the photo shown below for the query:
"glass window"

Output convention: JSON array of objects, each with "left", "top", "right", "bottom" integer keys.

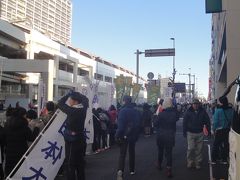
[
  {"left": 94, "top": 73, "right": 103, "bottom": 81},
  {"left": 105, "top": 76, "right": 113, "bottom": 83},
  {"left": 78, "top": 68, "right": 89, "bottom": 76}
]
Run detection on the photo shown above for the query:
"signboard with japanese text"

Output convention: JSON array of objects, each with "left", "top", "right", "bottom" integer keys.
[
  {"left": 174, "top": 83, "right": 186, "bottom": 93},
  {"left": 77, "top": 77, "right": 95, "bottom": 144},
  {"left": 7, "top": 110, "right": 66, "bottom": 180},
  {"left": 145, "top": 48, "right": 175, "bottom": 57}
]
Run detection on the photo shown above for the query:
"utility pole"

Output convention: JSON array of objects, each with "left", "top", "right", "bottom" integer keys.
[
  {"left": 191, "top": 74, "right": 196, "bottom": 99},
  {"left": 135, "top": 49, "right": 143, "bottom": 85}
]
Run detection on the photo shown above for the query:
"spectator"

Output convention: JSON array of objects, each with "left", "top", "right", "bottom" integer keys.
[
  {"left": 142, "top": 103, "right": 152, "bottom": 136},
  {"left": 92, "top": 108, "right": 101, "bottom": 153},
  {"left": 115, "top": 95, "right": 141, "bottom": 180},
  {"left": 40, "top": 101, "right": 56, "bottom": 125},
  {"left": 183, "top": 99, "right": 211, "bottom": 169},
  {"left": 97, "top": 108, "right": 110, "bottom": 150},
  {"left": 3, "top": 107, "right": 39, "bottom": 177},
  {"left": 211, "top": 96, "right": 234, "bottom": 164},
  {"left": 27, "top": 109, "right": 44, "bottom": 132},
  {"left": 108, "top": 105, "right": 118, "bottom": 146},
  {"left": 154, "top": 97, "right": 179, "bottom": 178}
]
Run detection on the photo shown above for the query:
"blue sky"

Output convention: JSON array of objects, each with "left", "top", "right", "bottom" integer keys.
[{"left": 71, "top": 0, "right": 212, "bottom": 98}]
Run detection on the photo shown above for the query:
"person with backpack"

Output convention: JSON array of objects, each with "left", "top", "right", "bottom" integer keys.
[
  {"left": 115, "top": 95, "right": 141, "bottom": 180},
  {"left": 211, "top": 96, "right": 234, "bottom": 164},
  {"left": 97, "top": 108, "right": 110, "bottom": 150}
]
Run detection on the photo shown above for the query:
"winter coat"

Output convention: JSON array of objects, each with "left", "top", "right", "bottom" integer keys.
[
  {"left": 3, "top": 116, "right": 39, "bottom": 175},
  {"left": 108, "top": 110, "right": 117, "bottom": 125},
  {"left": 116, "top": 104, "right": 141, "bottom": 143},
  {"left": 154, "top": 107, "right": 179, "bottom": 147},
  {"left": 183, "top": 106, "right": 211, "bottom": 136},
  {"left": 58, "top": 94, "right": 88, "bottom": 141},
  {"left": 142, "top": 109, "right": 152, "bottom": 127},
  {"left": 213, "top": 106, "right": 234, "bottom": 131}
]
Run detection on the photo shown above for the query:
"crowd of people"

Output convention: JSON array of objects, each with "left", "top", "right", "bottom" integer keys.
[
  {"left": 0, "top": 100, "right": 57, "bottom": 179},
  {"left": 0, "top": 92, "right": 235, "bottom": 180}
]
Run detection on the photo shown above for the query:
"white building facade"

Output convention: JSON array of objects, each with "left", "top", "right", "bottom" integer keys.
[{"left": 0, "top": 19, "right": 147, "bottom": 109}]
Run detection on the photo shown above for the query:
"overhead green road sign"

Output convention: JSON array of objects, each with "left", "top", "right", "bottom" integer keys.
[{"left": 205, "top": 0, "right": 222, "bottom": 13}]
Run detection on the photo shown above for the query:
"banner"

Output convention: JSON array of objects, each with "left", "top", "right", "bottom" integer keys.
[
  {"left": 147, "top": 85, "right": 159, "bottom": 105},
  {"left": 228, "top": 129, "right": 240, "bottom": 180},
  {"left": 7, "top": 110, "right": 66, "bottom": 180},
  {"left": 114, "top": 75, "right": 126, "bottom": 104},
  {"left": 132, "top": 83, "right": 141, "bottom": 103},
  {"left": 105, "top": 83, "right": 115, "bottom": 108},
  {"left": 77, "top": 77, "right": 94, "bottom": 144},
  {"left": 125, "top": 76, "right": 132, "bottom": 96}
]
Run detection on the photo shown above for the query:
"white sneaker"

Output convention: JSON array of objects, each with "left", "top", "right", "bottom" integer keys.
[
  {"left": 117, "top": 170, "right": 123, "bottom": 180},
  {"left": 130, "top": 171, "right": 135, "bottom": 175}
]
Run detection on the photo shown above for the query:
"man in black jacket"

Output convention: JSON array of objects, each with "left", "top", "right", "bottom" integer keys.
[
  {"left": 183, "top": 99, "right": 210, "bottom": 169},
  {"left": 58, "top": 91, "right": 89, "bottom": 180}
]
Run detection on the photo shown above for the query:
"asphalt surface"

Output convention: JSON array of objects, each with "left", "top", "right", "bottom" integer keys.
[{"left": 56, "top": 119, "right": 228, "bottom": 180}]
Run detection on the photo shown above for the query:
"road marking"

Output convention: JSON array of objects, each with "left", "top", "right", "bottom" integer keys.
[{"left": 208, "top": 144, "right": 214, "bottom": 180}]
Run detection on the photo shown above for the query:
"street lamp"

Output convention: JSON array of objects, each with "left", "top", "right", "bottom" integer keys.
[
  {"left": 170, "top": 38, "right": 176, "bottom": 97},
  {"left": 170, "top": 38, "right": 175, "bottom": 82}
]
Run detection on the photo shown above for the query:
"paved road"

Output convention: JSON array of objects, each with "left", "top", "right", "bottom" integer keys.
[{"left": 56, "top": 119, "right": 228, "bottom": 180}]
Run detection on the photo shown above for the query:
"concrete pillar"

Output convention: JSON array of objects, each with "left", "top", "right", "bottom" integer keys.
[
  {"left": 28, "top": 84, "right": 34, "bottom": 100},
  {"left": 54, "top": 84, "right": 59, "bottom": 101},
  {"left": 73, "top": 62, "right": 78, "bottom": 84},
  {"left": 41, "top": 60, "right": 54, "bottom": 101},
  {"left": 54, "top": 56, "right": 59, "bottom": 100},
  {"left": 54, "top": 56, "right": 59, "bottom": 80}
]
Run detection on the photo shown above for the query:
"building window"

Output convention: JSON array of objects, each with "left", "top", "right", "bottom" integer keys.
[
  {"left": 78, "top": 68, "right": 89, "bottom": 76},
  {"left": 59, "top": 62, "right": 67, "bottom": 71},
  {"left": 94, "top": 73, "right": 103, "bottom": 81},
  {"left": 105, "top": 76, "right": 112, "bottom": 83}
]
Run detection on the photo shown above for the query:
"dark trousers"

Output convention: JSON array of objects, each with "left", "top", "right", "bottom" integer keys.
[
  {"left": 118, "top": 139, "right": 136, "bottom": 172},
  {"left": 100, "top": 130, "right": 108, "bottom": 148},
  {"left": 157, "top": 139, "right": 173, "bottom": 167},
  {"left": 65, "top": 140, "right": 86, "bottom": 180},
  {"left": 92, "top": 131, "right": 100, "bottom": 151},
  {"left": 212, "top": 128, "right": 230, "bottom": 161}
]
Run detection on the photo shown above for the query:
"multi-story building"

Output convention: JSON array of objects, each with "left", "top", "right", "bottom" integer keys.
[
  {"left": 0, "top": 19, "right": 147, "bottom": 110},
  {"left": 210, "top": 0, "right": 240, "bottom": 104},
  {"left": 0, "top": 0, "right": 72, "bottom": 44}
]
